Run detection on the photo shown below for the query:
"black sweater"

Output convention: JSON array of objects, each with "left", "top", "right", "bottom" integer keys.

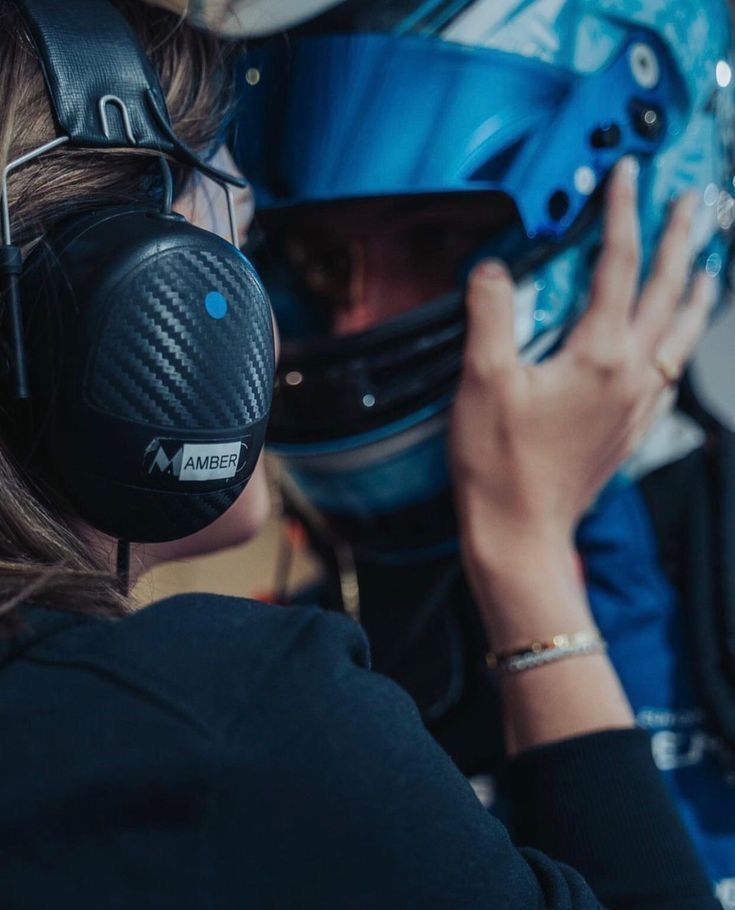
[{"left": 0, "top": 594, "right": 718, "bottom": 909}]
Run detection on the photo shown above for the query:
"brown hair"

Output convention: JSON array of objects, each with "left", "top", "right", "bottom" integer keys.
[{"left": 0, "top": 1, "right": 242, "bottom": 630}]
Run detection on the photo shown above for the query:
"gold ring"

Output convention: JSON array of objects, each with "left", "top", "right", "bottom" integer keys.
[{"left": 653, "top": 353, "right": 681, "bottom": 387}]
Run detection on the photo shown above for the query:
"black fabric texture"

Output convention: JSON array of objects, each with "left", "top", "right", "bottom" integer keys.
[
  {"left": 509, "top": 728, "right": 716, "bottom": 910},
  {"left": 283, "top": 555, "right": 505, "bottom": 776},
  {"left": 640, "top": 440, "right": 735, "bottom": 755},
  {"left": 0, "top": 594, "right": 719, "bottom": 909}
]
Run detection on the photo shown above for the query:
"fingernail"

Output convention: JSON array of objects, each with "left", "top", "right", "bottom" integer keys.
[
  {"left": 619, "top": 156, "right": 640, "bottom": 186},
  {"left": 680, "top": 191, "right": 700, "bottom": 220},
  {"left": 703, "top": 275, "right": 720, "bottom": 310},
  {"left": 692, "top": 271, "right": 720, "bottom": 312},
  {"left": 474, "top": 259, "right": 510, "bottom": 281}
]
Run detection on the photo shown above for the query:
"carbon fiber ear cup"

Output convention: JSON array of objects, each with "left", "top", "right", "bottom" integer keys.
[{"left": 20, "top": 207, "right": 275, "bottom": 543}]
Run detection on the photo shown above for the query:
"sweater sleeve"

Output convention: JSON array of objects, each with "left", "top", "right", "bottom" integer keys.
[
  {"left": 508, "top": 728, "right": 718, "bottom": 910},
  {"left": 208, "top": 609, "right": 717, "bottom": 910}
]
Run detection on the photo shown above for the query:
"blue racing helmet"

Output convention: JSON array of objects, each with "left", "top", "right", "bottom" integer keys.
[{"left": 232, "top": 0, "right": 735, "bottom": 563}]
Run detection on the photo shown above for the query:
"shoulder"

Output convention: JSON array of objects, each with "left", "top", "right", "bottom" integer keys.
[
  {"left": 24, "top": 593, "right": 375, "bottom": 736},
  {"left": 126, "top": 591, "right": 369, "bottom": 671}
]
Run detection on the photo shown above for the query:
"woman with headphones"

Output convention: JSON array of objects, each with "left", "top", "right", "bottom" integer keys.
[{"left": 0, "top": 1, "right": 722, "bottom": 907}]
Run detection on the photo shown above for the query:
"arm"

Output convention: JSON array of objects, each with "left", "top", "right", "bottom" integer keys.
[
  {"left": 212, "top": 607, "right": 716, "bottom": 910},
  {"left": 450, "top": 158, "right": 717, "bottom": 901},
  {"left": 468, "top": 537, "right": 632, "bottom": 756}
]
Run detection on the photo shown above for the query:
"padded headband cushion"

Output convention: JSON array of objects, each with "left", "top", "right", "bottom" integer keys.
[{"left": 12, "top": 0, "right": 174, "bottom": 150}]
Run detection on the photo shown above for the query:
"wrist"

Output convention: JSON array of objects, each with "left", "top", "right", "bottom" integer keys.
[
  {"left": 461, "top": 519, "right": 577, "bottom": 585},
  {"left": 462, "top": 533, "right": 595, "bottom": 653}
]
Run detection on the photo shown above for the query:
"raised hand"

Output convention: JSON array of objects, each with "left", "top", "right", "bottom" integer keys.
[{"left": 450, "top": 157, "right": 715, "bottom": 568}]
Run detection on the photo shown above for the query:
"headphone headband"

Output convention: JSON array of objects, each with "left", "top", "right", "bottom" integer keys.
[
  {"left": 10, "top": 0, "right": 247, "bottom": 187},
  {"left": 12, "top": 0, "right": 174, "bottom": 152}
]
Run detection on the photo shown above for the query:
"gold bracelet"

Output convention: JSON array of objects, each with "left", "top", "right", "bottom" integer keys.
[{"left": 486, "top": 630, "right": 607, "bottom": 674}]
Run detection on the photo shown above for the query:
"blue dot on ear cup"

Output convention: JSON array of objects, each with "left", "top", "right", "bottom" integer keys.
[{"left": 205, "top": 291, "right": 228, "bottom": 319}]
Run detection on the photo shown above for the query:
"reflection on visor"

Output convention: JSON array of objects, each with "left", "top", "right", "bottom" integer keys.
[
  {"left": 258, "top": 189, "right": 592, "bottom": 447},
  {"left": 257, "top": 193, "right": 521, "bottom": 339}
]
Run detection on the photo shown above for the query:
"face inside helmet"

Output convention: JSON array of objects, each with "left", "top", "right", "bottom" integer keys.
[
  {"left": 233, "top": 0, "right": 735, "bottom": 562},
  {"left": 263, "top": 194, "right": 517, "bottom": 336},
  {"left": 254, "top": 191, "right": 539, "bottom": 449}
]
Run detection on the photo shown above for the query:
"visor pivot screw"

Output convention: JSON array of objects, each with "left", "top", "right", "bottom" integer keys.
[
  {"left": 590, "top": 123, "right": 622, "bottom": 149},
  {"left": 285, "top": 371, "right": 303, "bottom": 387},
  {"left": 629, "top": 100, "right": 665, "bottom": 141},
  {"left": 245, "top": 67, "right": 261, "bottom": 86},
  {"left": 362, "top": 393, "right": 376, "bottom": 409},
  {"left": 629, "top": 43, "right": 661, "bottom": 89},
  {"left": 574, "top": 166, "right": 597, "bottom": 196}
]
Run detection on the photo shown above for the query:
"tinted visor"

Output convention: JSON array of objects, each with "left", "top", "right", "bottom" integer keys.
[{"left": 253, "top": 192, "right": 527, "bottom": 443}]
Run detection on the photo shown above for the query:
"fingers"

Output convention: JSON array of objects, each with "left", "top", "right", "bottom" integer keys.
[
  {"left": 464, "top": 261, "right": 517, "bottom": 370},
  {"left": 652, "top": 271, "right": 717, "bottom": 383},
  {"left": 628, "top": 386, "right": 678, "bottom": 458},
  {"left": 627, "top": 272, "right": 715, "bottom": 461},
  {"left": 634, "top": 192, "right": 700, "bottom": 352},
  {"left": 580, "top": 157, "right": 642, "bottom": 340}
]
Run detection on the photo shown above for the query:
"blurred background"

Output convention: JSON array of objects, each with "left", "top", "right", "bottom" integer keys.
[{"left": 133, "top": 460, "right": 319, "bottom": 605}]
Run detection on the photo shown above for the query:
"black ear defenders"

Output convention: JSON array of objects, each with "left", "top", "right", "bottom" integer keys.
[{"left": 0, "top": 0, "right": 275, "bottom": 544}]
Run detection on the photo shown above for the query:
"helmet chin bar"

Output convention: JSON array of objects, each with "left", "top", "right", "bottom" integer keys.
[{"left": 271, "top": 289, "right": 464, "bottom": 445}]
